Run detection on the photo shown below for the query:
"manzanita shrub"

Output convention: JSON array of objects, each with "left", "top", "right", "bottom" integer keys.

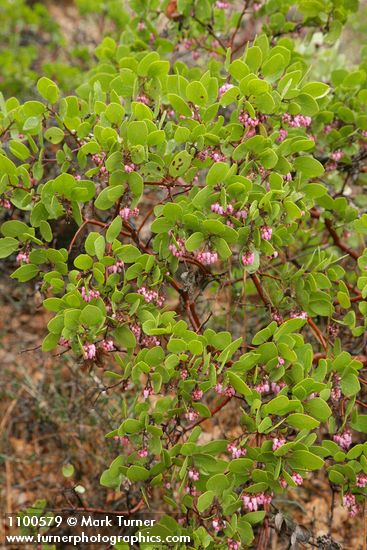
[{"left": 1, "top": 0, "right": 367, "bottom": 547}]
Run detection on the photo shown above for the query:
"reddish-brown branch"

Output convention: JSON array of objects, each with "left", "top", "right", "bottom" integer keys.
[
  {"left": 181, "top": 396, "right": 232, "bottom": 436},
  {"left": 307, "top": 318, "right": 327, "bottom": 351},
  {"left": 250, "top": 273, "right": 270, "bottom": 307},
  {"left": 324, "top": 218, "right": 359, "bottom": 260},
  {"left": 310, "top": 209, "right": 359, "bottom": 260},
  {"left": 68, "top": 220, "right": 89, "bottom": 254}
]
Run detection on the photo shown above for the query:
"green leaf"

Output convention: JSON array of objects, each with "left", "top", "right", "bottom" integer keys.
[
  {"left": 167, "top": 94, "right": 192, "bottom": 117},
  {"left": 127, "top": 465, "right": 150, "bottom": 482},
  {"left": 206, "top": 162, "right": 229, "bottom": 185},
  {"left": 262, "top": 54, "right": 286, "bottom": 80},
  {"left": 113, "top": 325, "right": 136, "bottom": 348},
  {"left": 341, "top": 372, "right": 360, "bottom": 397},
  {"left": 245, "top": 46, "right": 262, "bottom": 72},
  {"left": 42, "top": 333, "right": 59, "bottom": 352},
  {"left": 11, "top": 264, "right": 39, "bottom": 282},
  {"left": 44, "top": 127, "right": 64, "bottom": 144},
  {"left": 301, "top": 82, "right": 330, "bottom": 98},
  {"left": 185, "top": 232, "right": 204, "bottom": 252},
  {"left": 37, "top": 77, "right": 60, "bottom": 103},
  {"left": 287, "top": 413, "right": 320, "bottom": 430},
  {"left": 80, "top": 305, "right": 104, "bottom": 326},
  {"left": 127, "top": 121, "right": 148, "bottom": 145},
  {"left": 116, "top": 244, "right": 141, "bottom": 262},
  {"left": 169, "top": 151, "right": 192, "bottom": 177},
  {"left": 186, "top": 81, "right": 208, "bottom": 106},
  {"left": 0, "top": 237, "right": 18, "bottom": 258},
  {"left": 206, "top": 473, "right": 229, "bottom": 495},
  {"left": 62, "top": 464, "right": 75, "bottom": 478},
  {"left": 39, "top": 221, "right": 53, "bottom": 242},
  {"left": 9, "top": 140, "right": 30, "bottom": 161},
  {"left": 304, "top": 397, "right": 332, "bottom": 421},
  {"left": 106, "top": 217, "right": 122, "bottom": 243},
  {"left": 74, "top": 254, "right": 93, "bottom": 270},
  {"left": 294, "top": 156, "right": 324, "bottom": 177},
  {"left": 227, "top": 372, "right": 252, "bottom": 396},
  {"left": 288, "top": 450, "right": 324, "bottom": 470},
  {"left": 105, "top": 103, "right": 125, "bottom": 125},
  {"left": 1, "top": 220, "right": 29, "bottom": 238},
  {"left": 197, "top": 491, "right": 215, "bottom": 513}
]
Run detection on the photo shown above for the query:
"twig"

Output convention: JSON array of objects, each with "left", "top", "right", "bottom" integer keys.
[{"left": 307, "top": 318, "right": 327, "bottom": 351}]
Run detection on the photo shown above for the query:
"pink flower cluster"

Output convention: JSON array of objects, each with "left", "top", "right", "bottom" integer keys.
[
  {"left": 331, "top": 375, "right": 341, "bottom": 402},
  {"left": 138, "top": 286, "right": 165, "bottom": 307},
  {"left": 143, "top": 387, "right": 153, "bottom": 399},
  {"left": 215, "top": 384, "right": 235, "bottom": 397},
  {"left": 59, "top": 336, "right": 70, "bottom": 348},
  {"left": 107, "top": 260, "right": 124, "bottom": 274},
  {"left": 227, "top": 539, "right": 240, "bottom": 550},
  {"left": 271, "top": 310, "right": 283, "bottom": 323},
  {"left": 188, "top": 468, "right": 199, "bottom": 481},
  {"left": 218, "top": 83, "right": 233, "bottom": 97},
  {"left": 119, "top": 207, "right": 139, "bottom": 221},
  {"left": 242, "top": 251, "right": 255, "bottom": 266},
  {"left": 141, "top": 335, "right": 160, "bottom": 347},
  {"left": 185, "top": 409, "right": 199, "bottom": 422},
  {"left": 185, "top": 485, "right": 197, "bottom": 496},
  {"left": 216, "top": 0, "right": 230, "bottom": 8},
  {"left": 196, "top": 147, "right": 226, "bottom": 162},
  {"left": 227, "top": 443, "right": 246, "bottom": 459},
  {"left": 356, "top": 472, "right": 367, "bottom": 488},
  {"left": 277, "top": 128, "right": 288, "bottom": 142},
  {"left": 256, "top": 378, "right": 270, "bottom": 394},
  {"left": 282, "top": 113, "right": 312, "bottom": 128},
  {"left": 271, "top": 381, "right": 286, "bottom": 394},
  {"left": 83, "top": 343, "right": 96, "bottom": 359},
  {"left": 212, "top": 518, "right": 224, "bottom": 532},
  {"left": 100, "top": 339, "right": 114, "bottom": 352},
  {"left": 81, "top": 286, "right": 100, "bottom": 302},
  {"left": 292, "top": 473, "right": 303, "bottom": 486},
  {"left": 272, "top": 437, "right": 286, "bottom": 451},
  {"left": 124, "top": 163, "right": 136, "bottom": 173},
  {"left": 343, "top": 492, "right": 359, "bottom": 517},
  {"left": 333, "top": 430, "right": 352, "bottom": 450},
  {"left": 113, "top": 435, "right": 129, "bottom": 444},
  {"left": 0, "top": 198, "right": 11, "bottom": 209},
  {"left": 324, "top": 123, "right": 336, "bottom": 133},
  {"left": 195, "top": 251, "right": 218, "bottom": 265},
  {"left": 356, "top": 473, "right": 367, "bottom": 487},
  {"left": 16, "top": 252, "right": 29, "bottom": 264},
  {"left": 211, "top": 202, "right": 248, "bottom": 222},
  {"left": 242, "top": 492, "right": 272, "bottom": 511},
  {"left": 168, "top": 238, "right": 186, "bottom": 258},
  {"left": 260, "top": 225, "right": 272, "bottom": 240},
  {"left": 91, "top": 152, "right": 106, "bottom": 166},
  {"left": 239, "top": 110, "right": 259, "bottom": 128},
  {"left": 138, "top": 447, "right": 148, "bottom": 458},
  {"left": 136, "top": 94, "right": 150, "bottom": 105},
  {"left": 192, "top": 388, "right": 203, "bottom": 401},
  {"left": 131, "top": 323, "right": 141, "bottom": 340},
  {"left": 330, "top": 149, "right": 343, "bottom": 161},
  {"left": 290, "top": 310, "right": 308, "bottom": 320},
  {"left": 212, "top": 150, "right": 226, "bottom": 162}
]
